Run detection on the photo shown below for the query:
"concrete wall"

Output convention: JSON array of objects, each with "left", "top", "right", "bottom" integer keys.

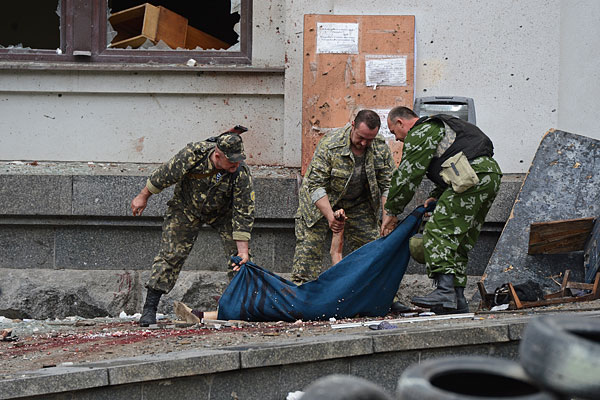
[
  {"left": 284, "top": 0, "right": 600, "bottom": 173},
  {"left": 0, "top": 0, "right": 287, "bottom": 166},
  {"left": 1, "top": 0, "right": 599, "bottom": 319},
  {"left": 558, "top": 0, "right": 600, "bottom": 137},
  {"left": 1, "top": 1, "right": 599, "bottom": 172},
  {"left": 0, "top": 70, "right": 285, "bottom": 164}
]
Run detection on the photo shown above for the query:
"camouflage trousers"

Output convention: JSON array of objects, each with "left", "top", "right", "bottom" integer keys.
[
  {"left": 423, "top": 172, "right": 502, "bottom": 287},
  {"left": 291, "top": 199, "right": 379, "bottom": 284},
  {"left": 146, "top": 202, "right": 240, "bottom": 294}
]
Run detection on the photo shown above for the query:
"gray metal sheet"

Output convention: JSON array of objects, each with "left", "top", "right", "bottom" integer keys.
[{"left": 482, "top": 130, "right": 600, "bottom": 294}]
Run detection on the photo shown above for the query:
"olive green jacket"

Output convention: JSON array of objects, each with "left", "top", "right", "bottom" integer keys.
[
  {"left": 296, "top": 125, "right": 395, "bottom": 227},
  {"left": 146, "top": 141, "right": 255, "bottom": 241}
]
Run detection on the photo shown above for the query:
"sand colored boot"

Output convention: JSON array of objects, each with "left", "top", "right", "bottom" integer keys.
[{"left": 173, "top": 301, "right": 202, "bottom": 324}]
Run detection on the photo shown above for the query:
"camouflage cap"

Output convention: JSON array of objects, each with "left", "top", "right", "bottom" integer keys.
[{"left": 216, "top": 133, "right": 246, "bottom": 162}]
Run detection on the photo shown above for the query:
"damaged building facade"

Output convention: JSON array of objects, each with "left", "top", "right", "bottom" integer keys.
[{"left": 0, "top": 0, "right": 599, "bottom": 319}]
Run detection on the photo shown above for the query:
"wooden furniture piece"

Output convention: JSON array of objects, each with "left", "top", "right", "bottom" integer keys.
[
  {"left": 109, "top": 3, "right": 230, "bottom": 50},
  {"left": 185, "top": 26, "right": 230, "bottom": 50},
  {"left": 478, "top": 270, "right": 600, "bottom": 310}
]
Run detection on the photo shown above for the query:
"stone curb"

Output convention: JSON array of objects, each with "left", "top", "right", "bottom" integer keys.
[
  {"left": 0, "top": 317, "right": 528, "bottom": 399},
  {"left": 0, "top": 366, "right": 108, "bottom": 400}
]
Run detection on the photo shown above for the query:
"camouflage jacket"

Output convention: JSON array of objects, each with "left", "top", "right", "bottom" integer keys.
[
  {"left": 146, "top": 140, "right": 255, "bottom": 241},
  {"left": 297, "top": 125, "right": 395, "bottom": 227},
  {"left": 385, "top": 119, "right": 502, "bottom": 216}
]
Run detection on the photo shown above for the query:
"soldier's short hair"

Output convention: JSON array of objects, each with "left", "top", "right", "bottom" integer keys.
[
  {"left": 354, "top": 109, "right": 381, "bottom": 130},
  {"left": 388, "top": 106, "right": 418, "bottom": 121}
]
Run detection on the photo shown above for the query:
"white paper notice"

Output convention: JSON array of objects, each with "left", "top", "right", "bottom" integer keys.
[
  {"left": 373, "top": 109, "right": 394, "bottom": 140},
  {"left": 316, "top": 23, "right": 359, "bottom": 54},
  {"left": 365, "top": 55, "right": 407, "bottom": 87}
]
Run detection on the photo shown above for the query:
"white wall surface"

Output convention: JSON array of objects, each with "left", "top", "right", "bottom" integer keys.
[
  {"left": 1, "top": 0, "right": 599, "bottom": 172},
  {"left": 0, "top": 0, "right": 286, "bottom": 165},
  {"left": 284, "top": 0, "right": 576, "bottom": 172},
  {"left": 558, "top": 0, "right": 600, "bottom": 137}
]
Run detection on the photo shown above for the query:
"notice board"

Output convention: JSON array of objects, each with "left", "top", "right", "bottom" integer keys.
[{"left": 301, "top": 14, "right": 415, "bottom": 174}]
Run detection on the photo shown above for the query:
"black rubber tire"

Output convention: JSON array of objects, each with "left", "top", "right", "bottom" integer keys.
[
  {"left": 396, "top": 356, "right": 558, "bottom": 400},
  {"left": 302, "top": 374, "right": 393, "bottom": 400},
  {"left": 519, "top": 314, "right": 600, "bottom": 399}
]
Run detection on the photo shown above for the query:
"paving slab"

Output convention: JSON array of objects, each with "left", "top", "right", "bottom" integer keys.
[
  {"left": 227, "top": 334, "right": 373, "bottom": 368},
  {"left": 0, "top": 366, "right": 108, "bottom": 400},
  {"left": 84, "top": 349, "right": 240, "bottom": 385}
]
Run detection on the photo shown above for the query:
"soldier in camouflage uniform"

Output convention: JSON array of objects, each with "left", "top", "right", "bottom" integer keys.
[
  {"left": 131, "top": 129, "right": 255, "bottom": 326},
  {"left": 292, "top": 110, "right": 396, "bottom": 285},
  {"left": 383, "top": 106, "right": 502, "bottom": 313}
]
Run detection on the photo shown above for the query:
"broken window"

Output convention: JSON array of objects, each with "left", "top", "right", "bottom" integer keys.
[
  {"left": 0, "top": 0, "right": 252, "bottom": 65},
  {"left": 0, "top": 2, "right": 61, "bottom": 51}
]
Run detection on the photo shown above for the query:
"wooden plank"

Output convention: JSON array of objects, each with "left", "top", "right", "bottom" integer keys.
[
  {"left": 520, "top": 296, "right": 595, "bottom": 308},
  {"left": 593, "top": 273, "right": 600, "bottom": 298},
  {"left": 155, "top": 6, "right": 188, "bottom": 49},
  {"left": 508, "top": 283, "right": 523, "bottom": 309},
  {"left": 528, "top": 217, "right": 595, "bottom": 254},
  {"left": 185, "top": 26, "right": 230, "bottom": 50},
  {"left": 109, "top": 35, "right": 150, "bottom": 50},
  {"left": 566, "top": 281, "right": 596, "bottom": 290}
]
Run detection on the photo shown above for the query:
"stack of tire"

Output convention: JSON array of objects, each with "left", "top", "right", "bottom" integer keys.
[{"left": 396, "top": 314, "right": 600, "bottom": 400}]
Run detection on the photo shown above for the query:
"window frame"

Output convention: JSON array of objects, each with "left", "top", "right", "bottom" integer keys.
[{"left": 0, "top": 0, "right": 253, "bottom": 65}]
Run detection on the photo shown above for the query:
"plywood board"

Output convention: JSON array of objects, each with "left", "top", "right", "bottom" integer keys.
[
  {"left": 481, "top": 130, "right": 600, "bottom": 295},
  {"left": 528, "top": 217, "right": 595, "bottom": 254},
  {"left": 302, "top": 15, "right": 415, "bottom": 174}
]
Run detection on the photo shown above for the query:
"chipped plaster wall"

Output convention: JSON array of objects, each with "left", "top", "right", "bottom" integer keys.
[
  {"left": 0, "top": 0, "right": 286, "bottom": 165},
  {"left": 0, "top": 70, "right": 285, "bottom": 165},
  {"left": 0, "top": 1, "right": 598, "bottom": 171},
  {"left": 284, "top": 0, "right": 599, "bottom": 172}
]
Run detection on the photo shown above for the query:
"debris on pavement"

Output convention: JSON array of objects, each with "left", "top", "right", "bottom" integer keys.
[
  {"left": 2, "top": 299, "right": 600, "bottom": 376},
  {"left": 478, "top": 269, "right": 600, "bottom": 311},
  {"left": 1, "top": 328, "right": 17, "bottom": 342},
  {"left": 369, "top": 321, "right": 398, "bottom": 330}
]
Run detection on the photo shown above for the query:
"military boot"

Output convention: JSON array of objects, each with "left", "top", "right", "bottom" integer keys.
[
  {"left": 139, "top": 287, "right": 163, "bottom": 327},
  {"left": 411, "top": 273, "right": 457, "bottom": 309},
  {"left": 431, "top": 286, "right": 469, "bottom": 314},
  {"left": 454, "top": 286, "right": 469, "bottom": 313}
]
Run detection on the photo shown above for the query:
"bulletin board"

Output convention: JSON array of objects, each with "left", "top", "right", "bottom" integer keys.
[{"left": 302, "top": 14, "right": 415, "bottom": 174}]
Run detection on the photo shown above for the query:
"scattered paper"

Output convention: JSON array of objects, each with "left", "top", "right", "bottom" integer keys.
[
  {"left": 119, "top": 311, "right": 142, "bottom": 320},
  {"left": 286, "top": 391, "right": 304, "bottom": 400}
]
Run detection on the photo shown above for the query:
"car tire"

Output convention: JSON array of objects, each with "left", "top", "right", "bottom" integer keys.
[
  {"left": 396, "top": 356, "right": 558, "bottom": 400},
  {"left": 519, "top": 315, "right": 600, "bottom": 399},
  {"left": 301, "top": 374, "right": 393, "bottom": 400}
]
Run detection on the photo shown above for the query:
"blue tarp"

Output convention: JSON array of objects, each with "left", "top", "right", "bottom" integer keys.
[{"left": 217, "top": 205, "right": 431, "bottom": 322}]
